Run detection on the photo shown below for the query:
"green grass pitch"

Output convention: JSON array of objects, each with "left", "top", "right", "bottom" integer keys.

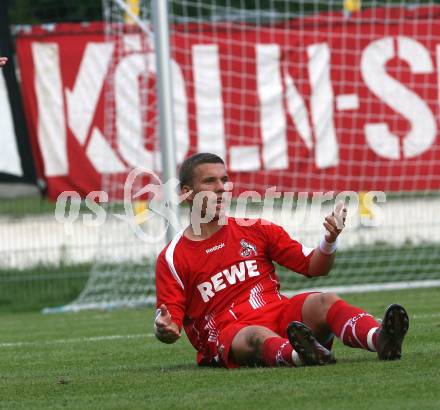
[{"left": 1, "top": 287, "right": 439, "bottom": 410}]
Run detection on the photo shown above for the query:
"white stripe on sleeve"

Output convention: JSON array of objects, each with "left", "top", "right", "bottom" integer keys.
[{"left": 165, "top": 229, "right": 185, "bottom": 289}]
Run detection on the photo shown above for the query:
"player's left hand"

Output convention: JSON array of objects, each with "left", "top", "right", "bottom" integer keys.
[
  {"left": 0, "top": 57, "right": 8, "bottom": 67},
  {"left": 323, "top": 201, "right": 347, "bottom": 243}
]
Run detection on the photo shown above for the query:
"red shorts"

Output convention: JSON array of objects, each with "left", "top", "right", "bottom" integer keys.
[{"left": 197, "top": 292, "right": 317, "bottom": 368}]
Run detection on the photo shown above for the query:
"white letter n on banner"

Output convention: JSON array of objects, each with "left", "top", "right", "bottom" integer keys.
[{"left": 256, "top": 44, "right": 288, "bottom": 170}]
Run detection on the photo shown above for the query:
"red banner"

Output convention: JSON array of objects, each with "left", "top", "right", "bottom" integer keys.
[{"left": 15, "top": 7, "right": 440, "bottom": 199}]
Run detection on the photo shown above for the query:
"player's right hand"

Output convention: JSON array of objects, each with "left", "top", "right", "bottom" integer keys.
[
  {"left": 154, "top": 304, "right": 181, "bottom": 344},
  {"left": 0, "top": 57, "right": 8, "bottom": 67}
]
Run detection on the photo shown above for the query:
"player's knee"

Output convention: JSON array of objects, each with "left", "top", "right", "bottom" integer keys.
[
  {"left": 247, "top": 330, "right": 263, "bottom": 350},
  {"left": 319, "top": 292, "right": 341, "bottom": 312},
  {"left": 242, "top": 326, "right": 267, "bottom": 350},
  {"left": 231, "top": 325, "right": 275, "bottom": 365},
  {"left": 303, "top": 292, "right": 341, "bottom": 323},
  {"left": 241, "top": 326, "right": 276, "bottom": 351}
]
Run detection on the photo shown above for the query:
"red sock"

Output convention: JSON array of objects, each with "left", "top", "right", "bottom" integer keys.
[
  {"left": 261, "top": 337, "right": 300, "bottom": 367},
  {"left": 326, "top": 300, "right": 380, "bottom": 351}
]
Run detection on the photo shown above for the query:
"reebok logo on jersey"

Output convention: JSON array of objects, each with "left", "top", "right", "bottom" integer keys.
[
  {"left": 197, "top": 260, "right": 261, "bottom": 302},
  {"left": 240, "top": 239, "right": 257, "bottom": 257},
  {"left": 205, "top": 243, "right": 225, "bottom": 254}
]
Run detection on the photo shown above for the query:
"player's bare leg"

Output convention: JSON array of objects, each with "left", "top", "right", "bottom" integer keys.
[
  {"left": 230, "top": 326, "right": 279, "bottom": 366},
  {"left": 301, "top": 292, "right": 340, "bottom": 346},
  {"left": 230, "top": 325, "right": 333, "bottom": 367}
]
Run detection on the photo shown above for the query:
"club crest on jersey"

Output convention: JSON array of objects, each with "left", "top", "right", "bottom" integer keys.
[{"left": 240, "top": 239, "right": 257, "bottom": 257}]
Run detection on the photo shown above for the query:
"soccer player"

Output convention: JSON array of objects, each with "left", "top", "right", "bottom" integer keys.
[
  {"left": 154, "top": 153, "right": 409, "bottom": 368},
  {"left": 0, "top": 56, "right": 8, "bottom": 67}
]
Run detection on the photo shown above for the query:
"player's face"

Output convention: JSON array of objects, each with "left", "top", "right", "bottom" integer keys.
[{"left": 183, "top": 163, "right": 229, "bottom": 219}]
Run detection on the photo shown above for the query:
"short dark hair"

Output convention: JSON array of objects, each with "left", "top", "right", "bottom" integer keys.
[{"left": 179, "top": 153, "right": 225, "bottom": 188}]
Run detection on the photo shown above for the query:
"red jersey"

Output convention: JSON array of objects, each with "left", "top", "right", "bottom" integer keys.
[{"left": 155, "top": 217, "right": 314, "bottom": 363}]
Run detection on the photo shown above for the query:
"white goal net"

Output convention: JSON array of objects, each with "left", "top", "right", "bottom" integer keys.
[{"left": 50, "top": 0, "right": 440, "bottom": 312}]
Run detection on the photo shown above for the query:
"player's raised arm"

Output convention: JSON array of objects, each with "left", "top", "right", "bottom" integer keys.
[
  {"left": 154, "top": 304, "right": 181, "bottom": 344},
  {"left": 307, "top": 202, "right": 347, "bottom": 277},
  {"left": 0, "top": 57, "right": 8, "bottom": 67}
]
